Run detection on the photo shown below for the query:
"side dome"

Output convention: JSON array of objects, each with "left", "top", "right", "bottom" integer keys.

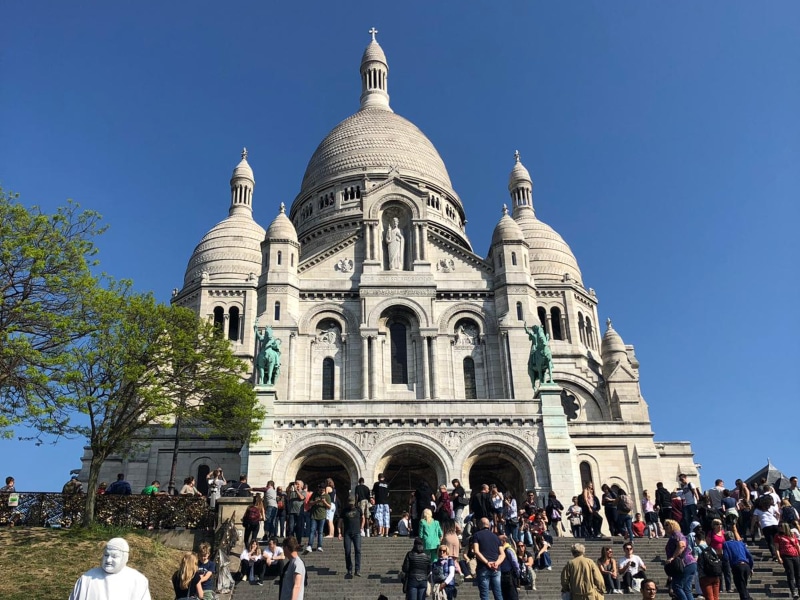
[
  {"left": 183, "top": 215, "right": 266, "bottom": 286},
  {"left": 266, "top": 203, "right": 298, "bottom": 243},
  {"left": 299, "top": 108, "right": 453, "bottom": 194},
  {"left": 514, "top": 210, "right": 583, "bottom": 284},
  {"left": 491, "top": 205, "right": 525, "bottom": 247},
  {"left": 601, "top": 319, "right": 627, "bottom": 358}
]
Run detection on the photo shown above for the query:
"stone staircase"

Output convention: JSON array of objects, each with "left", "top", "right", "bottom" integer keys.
[{"left": 229, "top": 535, "right": 792, "bottom": 600}]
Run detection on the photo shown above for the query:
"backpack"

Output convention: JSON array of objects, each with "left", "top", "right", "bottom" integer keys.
[
  {"left": 699, "top": 547, "right": 722, "bottom": 578},
  {"left": 222, "top": 483, "right": 240, "bottom": 497},
  {"left": 618, "top": 494, "right": 633, "bottom": 513},
  {"left": 244, "top": 505, "right": 261, "bottom": 523},
  {"left": 431, "top": 559, "right": 448, "bottom": 584}
]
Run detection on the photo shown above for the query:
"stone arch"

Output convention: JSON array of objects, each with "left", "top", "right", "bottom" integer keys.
[
  {"left": 553, "top": 374, "right": 609, "bottom": 421},
  {"left": 454, "top": 433, "right": 536, "bottom": 494},
  {"left": 367, "top": 193, "right": 422, "bottom": 220},
  {"left": 297, "top": 302, "right": 359, "bottom": 336},
  {"left": 576, "top": 452, "right": 602, "bottom": 490},
  {"left": 366, "top": 297, "right": 430, "bottom": 329},
  {"left": 366, "top": 433, "right": 451, "bottom": 486},
  {"left": 272, "top": 432, "right": 365, "bottom": 491},
  {"left": 437, "top": 302, "right": 491, "bottom": 335}
]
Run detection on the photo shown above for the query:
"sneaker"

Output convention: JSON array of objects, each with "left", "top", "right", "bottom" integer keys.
[
  {"left": 355, "top": 571, "right": 361, "bottom": 577},
  {"left": 317, "top": 547, "right": 323, "bottom": 552},
  {"left": 256, "top": 581, "right": 264, "bottom": 586},
  {"left": 305, "top": 546, "right": 312, "bottom": 553},
  {"left": 345, "top": 572, "right": 353, "bottom": 579},
  {"left": 546, "top": 566, "right": 552, "bottom": 571}
]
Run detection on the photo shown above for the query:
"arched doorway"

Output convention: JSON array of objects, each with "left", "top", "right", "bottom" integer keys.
[
  {"left": 374, "top": 443, "right": 447, "bottom": 523},
  {"left": 464, "top": 443, "right": 533, "bottom": 509},
  {"left": 290, "top": 445, "right": 357, "bottom": 500}
]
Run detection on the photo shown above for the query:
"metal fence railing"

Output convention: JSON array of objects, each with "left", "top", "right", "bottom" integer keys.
[{"left": 0, "top": 492, "right": 214, "bottom": 529}]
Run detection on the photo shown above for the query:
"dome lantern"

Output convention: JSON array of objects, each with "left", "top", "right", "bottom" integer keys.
[
  {"left": 360, "top": 27, "right": 391, "bottom": 111},
  {"left": 230, "top": 147, "right": 254, "bottom": 216},
  {"left": 508, "top": 150, "right": 533, "bottom": 215}
]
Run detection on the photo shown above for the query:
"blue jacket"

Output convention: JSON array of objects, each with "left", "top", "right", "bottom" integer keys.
[{"left": 722, "top": 540, "right": 753, "bottom": 568}]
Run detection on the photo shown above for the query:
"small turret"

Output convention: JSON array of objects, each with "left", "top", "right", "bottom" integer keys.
[
  {"left": 508, "top": 150, "right": 533, "bottom": 216},
  {"left": 359, "top": 27, "right": 391, "bottom": 111},
  {"left": 230, "top": 148, "right": 254, "bottom": 216}
]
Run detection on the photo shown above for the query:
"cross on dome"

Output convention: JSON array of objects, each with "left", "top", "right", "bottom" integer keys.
[
  {"left": 369, "top": 27, "right": 378, "bottom": 42},
  {"left": 241, "top": 147, "right": 248, "bottom": 160},
  {"left": 280, "top": 202, "right": 286, "bottom": 213},
  {"left": 502, "top": 204, "right": 508, "bottom": 216},
  {"left": 514, "top": 150, "right": 521, "bottom": 163}
]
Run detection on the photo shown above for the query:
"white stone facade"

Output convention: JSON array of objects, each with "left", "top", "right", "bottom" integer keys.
[{"left": 80, "top": 34, "right": 698, "bottom": 517}]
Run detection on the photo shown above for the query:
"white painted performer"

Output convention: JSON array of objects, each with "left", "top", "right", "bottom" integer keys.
[{"left": 69, "top": 537, "right": 151, "bottom": 600}]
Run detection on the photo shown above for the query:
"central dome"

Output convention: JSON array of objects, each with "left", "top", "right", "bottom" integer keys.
[{"left": 300, "top": 107, "right": 453, "bottom": 194}]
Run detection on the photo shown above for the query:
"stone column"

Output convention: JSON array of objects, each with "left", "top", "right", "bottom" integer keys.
[
  {"left": 361, "top": 335, "right": 369, "bottom": 400},
  {"left": 429, "top": 335, "right": 438, "bottom": 399},
  {"left": 561, "top": 313, "right": 569, "bottom": 343},
  {"left": 340, "top": 334, "right": 347, "bottom": 400},
  {"left": 421, "top": 335, "right": 430, "bottom": 399},
  {"left": 539, "top": 383, "right": 580, "bottom": 501},
  {"left": 480, "top": 336, "right": 491, "bottom": 399},
  {"left": 287, "top": 332, "right": 296, "bottom": 401},
  {"left": 369, "top": 336, "right": 378, "bottom": 400}
]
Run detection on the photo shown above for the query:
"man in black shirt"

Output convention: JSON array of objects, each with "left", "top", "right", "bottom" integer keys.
[
  {"left": 472, "top": 517, "right": 504, "bottom": 600},
  {"left": 451, "top": 479, "right": 468, "bottom": 528},
  {"left": 372, "top": 473, "right": 390, "bottom": 537},
  {"left": 655, "top": 482, "right": 672, "bottom": 527},
  {"left": 354, "top": 477, "right": 371, "bottom": 536},
  {"left": 105, "top": 473, "right": 132, "bottom": 496},
  {"left": 337, "top": 496, "right": 365, "bottom": 577}
]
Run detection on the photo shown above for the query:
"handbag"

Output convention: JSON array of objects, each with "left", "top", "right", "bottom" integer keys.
[{"left": 664, "top": 556, "right": 685, "bottom": 577}]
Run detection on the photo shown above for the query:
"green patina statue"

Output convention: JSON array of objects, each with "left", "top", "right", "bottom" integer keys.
[
  {"left": 254, "top": 319, "right": 282, "bottom": 386},
  {"left": 524, "top": 322, "right": 553, "bottom": 392}
]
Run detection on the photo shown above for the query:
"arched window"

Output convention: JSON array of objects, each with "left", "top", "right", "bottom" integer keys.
[
  {"left": 516, "top": 302, "right": 523, "bottom": 321},
  {"left": 277, "top": 251, "right": 282, "bottom": 266},
  {"left": 463, "top": 357, "right": 477, "bottom": 399},
  {"left": 322, "top": 357, "right": 335, "bottom": 400},
  {"left": 511, "top": 252, "right": 517, "bottom": 266},
  {"left": 389, "top": 322, "right": 408, "bottom": 384},
  {"left": 274, "top": 301, "right": 281, "bottom": 321},
  {"left": 228, "top": 307, "right": 240, "bottom": 341},
  {"left": 196, "top": 465, "right": 210, "bottom": 496},
  {"left": 213, "top": 306, "right": 224, "bottom": 333},
  {"left": 579, "top": 462, "right": 593, "bottom": 490},
  {"left": 537, "top": 307, "right": 547, "bottom": 331},
  {"left": 550, "top": 307, "right": 563, "bottom": 341},
  {"left": 585, "top": 317, "right": 594, "bottom": 349},
  {"left": 578, "top": 312, "right": 586, "bottom": 346}
]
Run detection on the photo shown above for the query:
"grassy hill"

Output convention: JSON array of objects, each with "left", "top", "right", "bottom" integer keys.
[{"left": 0, "top": 526, "right": 186, "bottom": 600}]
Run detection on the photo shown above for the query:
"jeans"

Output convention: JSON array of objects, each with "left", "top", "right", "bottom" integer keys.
[
  {"left": 501, "top": 569, "right": 519, "bottom": 600},
  {"left": 264, "top": 506, "right": 277, "bottom": 537},
  {"left": 672, "top": 561, "right": 697, "bottom": 600},
  {"left": 536, "top": 551, "right": 551, "bottom": 570},
  {"left": 406, "top": 578, "right": 427, "bottom": 600},
  {"left": 782, "top": 555, "right": 800, "bottom": 596},
  {"left": 277, "top": 511, "right": 286, "bottom": 537},
  {"left": 762, "top": 524, "right": 779, "bottom": 559},
  {"left": 617, "top": 512, "right": 634, "bottom": 542},
  {"left": 343, "top": 531, "right": 362, "bottom": 573},
  {"left": 287, "top": 513, "right": 301, "bottom": 541},
  {"left": 731, "top": 562, "right": 752, "bottom": 600},
  {"left": 721, "top": 556, "right": 733, "bottom": 592},
  {"left": 454, "top": 505, "right": 465, "bottom": 529},
  {"left": 682, "top": 504, "right": 698, "bottom": 534},
  {"left": 602, "top": 571, "right": 621, "bottom": 592},
  {"left": 244, "top": 521, "right": 261, "bottom": 547},
  {"left": 309, "top": 517, "right": 325, "bottom": 549},
  {"left": 504, "top": 519, "right": 519, "bottom": 542},
  {"left": 476, "top": 565, "right": 503, "bottom": 600}
]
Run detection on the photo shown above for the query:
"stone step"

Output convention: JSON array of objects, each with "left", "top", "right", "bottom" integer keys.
[{"left": 229, "top": 536, "right": 791, "bottom": 600}]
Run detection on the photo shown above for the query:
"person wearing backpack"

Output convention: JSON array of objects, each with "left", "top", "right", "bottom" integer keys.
[
  {"left": 242, "top": 496, "right": 266, "bottom": 548},
  {"left": 432, "top": 544, "right": 457, "bottom": 600},
  {"left": 697, "top": 543, "right": 723, "bottom": 600},
  {"left": 616, "top": 488, "right": 635, "bottom": 543},
  {"left": 706, "top": 519, "right": 732, "bottom": 593}
]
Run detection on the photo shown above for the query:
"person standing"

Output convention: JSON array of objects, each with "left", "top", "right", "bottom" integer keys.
[
  {"left": 783, "top": 477, "right": 800, "bottom": 514},
  {"left": 451, "top": 479, "right": 468, "bottom": 528},
  {"left": 372, "top": 473, "right": 391, "bottom": 537},
  {"left": 402, "top": 538, "right": 431, "bottom": 600},
  {"left": 105, "top": 473, "right": 132, "bottom": 496},
  {"left": 207, "top": 468, "right": 226, "bottom": 509},
  {"left": 419, "top": 508, "right": 444, "bottom": 562},
  {"left": 655, "top": 482, "right": 672, "bottom": 529},
  {"left": 354, "top": 477, "right": 372, "bottom": 536},
  {"left": 560, "top": 542, "right": 605, "bottom": 600},
  {"left": 664, "top": 518, "right": 698, "bottom": 600},
  {"left": 263, "top": 481, "right": 278, "bottom": 538},
  {"left": 0, "top": 476, "right": 15, "bottom": 492},
  {"left": 197, "top": 542, "right": 217, "bottom": 600},
  {"left": 286, "top": 481, "right": 305, "bottom": 542},
  {"left": 472, "top": 517, "right": 505, "bottom": 600},
  {"left": 679, "top": 474, "right": 700, "bottom": 534},
  {"left": 338, "top": 496, "right": 364, "bottom": 578},
  {"left": 774, "top": 523, "right": 800, "bottom": 600},
  {"left": 722, "top": 531, "right": 754, "bottom": 600},
  {"left": 279, "top": 537, "right": 306, "bottom": 600},
  {"left": 306, "top": 482, "right": 331, "bottom": 553}
]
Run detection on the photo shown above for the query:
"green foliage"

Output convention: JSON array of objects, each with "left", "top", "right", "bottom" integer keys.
[{"left": 0, "top": 187, "right": 104, "bottom": 434}]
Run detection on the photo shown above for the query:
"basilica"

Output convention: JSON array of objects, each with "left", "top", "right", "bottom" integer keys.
[{"left": 80, "top": 33, "right": 698, "bottom": 510}]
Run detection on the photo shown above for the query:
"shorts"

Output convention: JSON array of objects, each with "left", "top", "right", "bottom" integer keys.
[
  {"left": 326, "top": 503, "right": 336, "bottom": 521},
  {"left": 374, "top": 503, "right": 390, "bottom": 528}
]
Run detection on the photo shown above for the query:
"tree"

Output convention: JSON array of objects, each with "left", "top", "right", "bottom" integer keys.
[
  {"left": 154, "top": 306, "right": 262, "bottom": 494},
  {"left": 0, "top": 188, "right": 104, "bottom": 434},
  {"left": 35, "top": 284, "right": 262, "bottom": 525}
]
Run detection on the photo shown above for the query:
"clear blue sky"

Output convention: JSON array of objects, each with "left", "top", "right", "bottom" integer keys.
[{"left": 1, "top": 2, "right": 797, "bottom": 492}]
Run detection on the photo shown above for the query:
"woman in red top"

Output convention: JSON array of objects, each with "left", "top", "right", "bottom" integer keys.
[
  {"left": 670, "top": 491, "right": 684, "bottom": 525},
  {"left": 705, "top": 519, "right": 731, "bottom": 594},
  {"left": 775, "top": 522, "right": 800, "bottom": 600}
]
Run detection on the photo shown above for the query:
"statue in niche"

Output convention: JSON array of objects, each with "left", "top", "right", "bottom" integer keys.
[
  {"left": 455, "top": 324, "right": 478, "bottom": 346},
  {"left": 384, "top": 216, "right": 405, "bottom": 270},
  {"left": 69, "top": 537, "right": 151, "bottom": 600},
  {"left": 254, "top": 318, "right": 282, "bottom": 386},
  {"left": 317, "top": 327, "right": 338, "bottom": 345},
  {"left": 524, "top": 322, "right": 553, "bottom": 393}
]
